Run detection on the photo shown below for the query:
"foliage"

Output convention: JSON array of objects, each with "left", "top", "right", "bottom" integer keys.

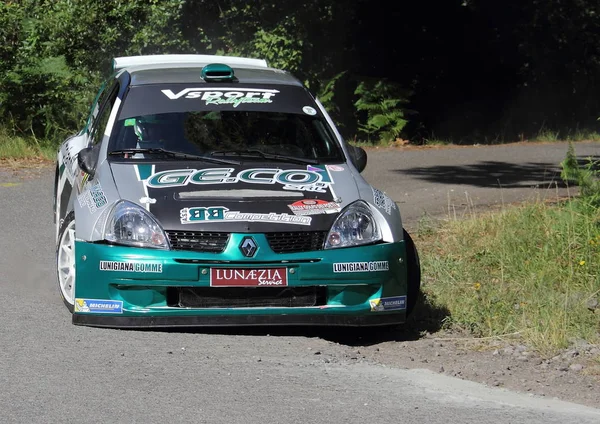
[
  {"left": 316, "top": 71, "right": 347, "bottom": 129},
  {"left": 5, "top": 0, "right": 600, "bottom": 148},
  {"left": 354, "top": 79, "right": 412, "bottom": 143},
  {"left": 561, "top": 142, "right": 600, "bottom": 204},
  {"left": 0, "top": 0, "right": 188, "bottom": 143}
]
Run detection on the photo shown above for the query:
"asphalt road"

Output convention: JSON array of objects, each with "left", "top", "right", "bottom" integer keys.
[
  {"left": 363, "top": 141, "right": 599, "bottom": 229},
  {"left": 1, "top": 141, "right": 599, "bottom": 423}
]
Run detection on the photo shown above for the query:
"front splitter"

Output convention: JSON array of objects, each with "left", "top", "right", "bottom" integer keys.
[{"left": 72, "top": 312, "right": 405, "bottom": 328}]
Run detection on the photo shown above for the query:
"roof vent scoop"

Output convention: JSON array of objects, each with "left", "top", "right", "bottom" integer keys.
[{"left": 201, "top": 63, "right": 235, "bottom": 82}]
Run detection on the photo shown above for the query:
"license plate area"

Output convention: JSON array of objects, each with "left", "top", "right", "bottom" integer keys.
[
  {"left": 169, "top": 286, "right": 325, "bottom": 308},
  {"left": 210, "top": 267, "right": 288, "bottom": 287}
]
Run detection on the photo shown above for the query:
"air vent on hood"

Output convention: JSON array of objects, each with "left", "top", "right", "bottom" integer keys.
[{"left": 177, "top": 189, "right": 303, "bottom": 200}]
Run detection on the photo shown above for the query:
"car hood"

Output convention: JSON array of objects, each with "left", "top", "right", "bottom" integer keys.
[{"left": 109, "top": 161, "right": 359, "bottom": 232}]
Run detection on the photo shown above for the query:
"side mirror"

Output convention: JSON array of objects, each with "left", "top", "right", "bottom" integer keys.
[
  {"left": 349, "top": 145, "right": 368, "bottom": 173},
  {"left": 77, "top": 146, "right": 98, "bottom": 178}
]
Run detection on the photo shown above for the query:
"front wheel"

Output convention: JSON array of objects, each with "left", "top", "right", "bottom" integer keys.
[
  {"left": 56, "top": 212, "right": 76, "bottom": 312},
  {"left": 404, "top": 229, "right": 421, "bottom": 316}
]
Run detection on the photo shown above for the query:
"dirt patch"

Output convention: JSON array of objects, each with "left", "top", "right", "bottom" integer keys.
[
  {"left": 320, "top": 325, "right": 600, "bottom": 409},
  {"left": 0, "top": 158, "right": 53, "bottom": 183}
]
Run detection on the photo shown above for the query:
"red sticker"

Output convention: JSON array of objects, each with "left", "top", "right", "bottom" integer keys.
[
  {"left": 210, "top": 268, "right": 288, "bottom": 287},
  {"left": 288, "top": 199, "right": 341, "bottom": 216}
]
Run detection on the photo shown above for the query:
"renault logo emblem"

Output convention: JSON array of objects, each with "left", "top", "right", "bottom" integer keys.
[{"left": 239, "top": 236, "right": 258, "bottom": 257}]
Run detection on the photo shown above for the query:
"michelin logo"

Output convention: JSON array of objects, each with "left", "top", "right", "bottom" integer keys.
[
  {"left": 75, "top": 298, "right": 123, "bottom": 314},
  {"left": 370, "top": 296, "right": 407, "bottom": 312}
]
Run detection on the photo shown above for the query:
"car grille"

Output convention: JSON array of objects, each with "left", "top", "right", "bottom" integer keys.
[
  {"left": 265, "top": 231, "right": 326, "bottom": 253},
  {"left": 166, "top": 231, "right": 326, "bottom": 254},
  {"left": 166, "top": 231, "right": 229, "bottom": 253},
  {"left": 168, "top": 286, "right": 327, "bottom": 308}
]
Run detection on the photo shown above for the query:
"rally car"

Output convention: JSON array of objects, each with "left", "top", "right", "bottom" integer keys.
[{"left": 53, "top": 54, "right": 420, "bottom": 328}]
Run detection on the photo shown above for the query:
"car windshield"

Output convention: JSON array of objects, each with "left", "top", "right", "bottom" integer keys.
[{"left": 109, "top": 84, "right": 344, "bottom": 162}]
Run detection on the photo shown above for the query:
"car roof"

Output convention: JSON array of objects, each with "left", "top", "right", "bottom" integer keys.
[{"left": 122, "top": 64, "right": 304, "bottom": 87}]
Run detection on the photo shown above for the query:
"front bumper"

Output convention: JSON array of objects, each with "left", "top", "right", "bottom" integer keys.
[{"left": 72, "top": 234, "right": 409, "bottom": 328}]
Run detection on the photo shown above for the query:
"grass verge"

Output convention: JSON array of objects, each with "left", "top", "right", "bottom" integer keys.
[
  {"left": 0, "top": 127, "right": 55, "bottom": 161},
  {"left": 417, "top": 198, "right": 600, "bottom": 355}
]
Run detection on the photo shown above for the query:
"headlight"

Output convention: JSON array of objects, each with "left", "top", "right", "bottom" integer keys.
[
  {"left": 103, "top": 200, "right": 169, "bottom": 249},
  {"left": 324, "top": 201, "right": 381, "bottom": 249}
]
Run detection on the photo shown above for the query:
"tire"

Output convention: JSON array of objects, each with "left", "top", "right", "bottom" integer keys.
[
  {"left": 56, "top": 212, "right": 76, "bottom": 312},
  {"left": 404, "top": 229, "right": 421, "bottom": 316}
]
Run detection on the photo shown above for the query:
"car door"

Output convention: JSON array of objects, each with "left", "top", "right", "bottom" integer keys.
[{"left": 55, "top": 81, "right": 119, "bottom": 240}]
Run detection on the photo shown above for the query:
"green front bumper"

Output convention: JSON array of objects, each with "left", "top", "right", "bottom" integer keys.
[{"left": 72, "top": 234, "right": 408, "bottom": 328}]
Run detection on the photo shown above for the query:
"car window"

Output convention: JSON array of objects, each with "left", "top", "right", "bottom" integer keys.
[
  {"left": 109, "top": 84, "right": 344, "bottom": 162},
  {"left": 90, "top": 85, "right": 119, "bottom": 146}
]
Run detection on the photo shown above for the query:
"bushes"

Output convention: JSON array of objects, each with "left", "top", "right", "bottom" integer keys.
[
  {"left": 561, "top": 142, "right": 600, "bottom": 205},
  {"left": 0, "top": 0, "right": 414, "bottom": 147},
  {"left": 0, "top": 0, "right": 188, "bottom": 144}
]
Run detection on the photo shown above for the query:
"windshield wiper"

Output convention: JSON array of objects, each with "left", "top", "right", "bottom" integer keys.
[
  {"left": 109, "top": 148, "right": 240, "bottom": 165},
  {"left": 210, "top": 149, "right": 319, "bottom": 165}
]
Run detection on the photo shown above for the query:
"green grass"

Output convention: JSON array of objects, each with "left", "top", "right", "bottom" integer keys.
[
  {"left": 417, "top": 198, "right": 600, "bottom": 355},
  {"left": 530, "top": 128, "right": 600, "bottom": 143},
  {"left": 0, "top": 127, "right": 55, "bottom": 160},
  {"left": 566, "top": 130, "right": 600, "bottom": 142},
  {"left": 531, "top": 129, "right": 561, "bottom": 142}
]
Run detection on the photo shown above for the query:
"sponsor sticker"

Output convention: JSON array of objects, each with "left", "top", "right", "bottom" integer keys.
[
  {"left": 99, "top": 261, "right": 163, "bottom": 273},
  {"left": 326, "top": 165, "right": 344, "bottom": 172},
  {"left": 288, "top": 199, "right": 341, "bottom": 216},
  {"left": 370, "top": 296, "right": 407, "bottom": 312},
  {"left": 77, "top": 182, "right": 107, "bottom": 214},
  {"left": 332, "top": 261, "right": 389, "bottom": 273},
  {"left": 146, "top": 167, "right": 332, "bottom": 193},
  {"left": 74, "top": 298, "right": 123, "bottom": 314},
  {"left": 372, "top": 187, "right": 397, "bottom": 215},
  {"left": 161, "top": 87, "right": 279, "bottom": 108},
  {"left": 139, "top": 196, "right": 157, "bottom": 205},
  {"left": 210, "top": 268, "right": 288, "bottom": 287},
  {"left": 302, "top": 106, "right": 317, "bottom": 115},
  {"left": 180, "top": 206, "right": 312, "bottom": 226},
  {"left": 76, "top": 171, "right": 90, "bottom": 193}
]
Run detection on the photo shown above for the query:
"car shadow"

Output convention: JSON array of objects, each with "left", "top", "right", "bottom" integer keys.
[
  {"left": 141, "top": 292, "right": 450, "bottom": 347},
  {"left": 393, "top": 160, "right": 570, "bottom": 189}
]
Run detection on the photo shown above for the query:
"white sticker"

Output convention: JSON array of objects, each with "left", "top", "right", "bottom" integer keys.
[
  {"left": 333, "top": 261, "right": 389, "bottom": 273},
  {"left": 99, "top": 261, "right": 163, "bottom": 273},
  {"left": 372, "top": 187, "right": 397, "bottom": 215},
  {"left": 77, "top": 182, "right": 107, "bottom": 214},
  {"left": 161, "top": 87, "right": 279, "bottom": 108},
  {"left": 303, "top": 106, "right": 317, "bottom": 115}
]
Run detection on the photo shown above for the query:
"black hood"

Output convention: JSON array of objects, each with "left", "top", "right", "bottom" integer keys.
[{"left": 111, "top": 161, "right": 346, "bottom": 233}]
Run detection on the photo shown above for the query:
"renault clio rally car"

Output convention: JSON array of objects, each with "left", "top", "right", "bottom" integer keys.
[{"left": 54, "top": 54, "right": 420, "bottom": 328}]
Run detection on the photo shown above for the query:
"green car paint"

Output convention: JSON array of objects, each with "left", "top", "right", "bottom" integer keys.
[{"left": 73, "top": 236, "right": 408, "bottom": 320}]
